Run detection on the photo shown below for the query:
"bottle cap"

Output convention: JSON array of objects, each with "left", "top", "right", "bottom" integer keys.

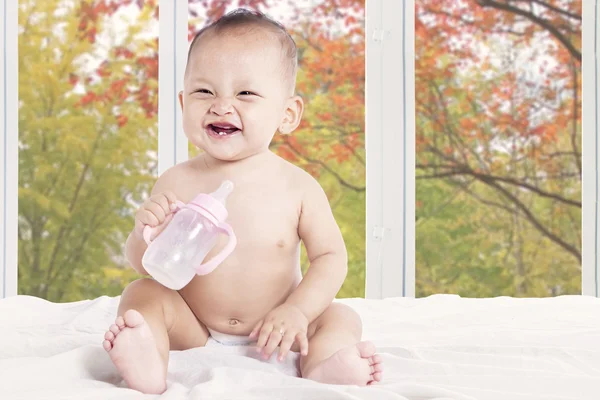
[{"left": 189, "top": 180, "right": 234, "bottom": 222}]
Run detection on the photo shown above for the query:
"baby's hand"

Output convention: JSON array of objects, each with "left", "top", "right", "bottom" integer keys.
[
  {"left": 134, "top": 191, "right": 179, "bottom": 241},
  {"left": 250, "top": 303, "right": 309, "bottom": 361}
]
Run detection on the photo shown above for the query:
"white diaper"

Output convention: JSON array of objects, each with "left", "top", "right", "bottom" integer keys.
[
  {"left": 204, "top": 328, "right": 301, "bottom": 377},
  {"left": 206, "top": 328, "right": 255, "bottom": 347}
]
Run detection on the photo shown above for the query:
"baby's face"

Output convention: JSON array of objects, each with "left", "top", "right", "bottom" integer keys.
[{"left": 180, "top": 30, "right": 292, "bottom": 161}]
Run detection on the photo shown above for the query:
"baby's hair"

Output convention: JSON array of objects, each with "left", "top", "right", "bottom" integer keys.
[{"left": 186, "top": 8, "right": 298, "bottom": 93}]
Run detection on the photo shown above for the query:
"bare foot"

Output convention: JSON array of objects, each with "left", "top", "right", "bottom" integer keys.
[
  {"left": 103, "top": 309, "right": 166, "bottom": 394},
  {"left": 304, "top": 341, "right": 383, "bottom": 386}
]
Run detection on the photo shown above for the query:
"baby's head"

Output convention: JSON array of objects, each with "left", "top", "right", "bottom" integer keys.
[{"left": 180, "top": 9, "right": 304, "bottom": 162}]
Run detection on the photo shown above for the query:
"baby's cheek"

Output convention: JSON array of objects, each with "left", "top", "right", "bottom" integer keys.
[{"left": 183, "top": 114, "right": 203, "bottom": 132}]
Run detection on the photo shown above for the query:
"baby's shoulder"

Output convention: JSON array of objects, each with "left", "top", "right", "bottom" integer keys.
[
  {"left": 275, "top": 156, "right": 324, "bottom": 197},
  {"left": 152, "top": 159, "right": 204, "bottom": 195}
]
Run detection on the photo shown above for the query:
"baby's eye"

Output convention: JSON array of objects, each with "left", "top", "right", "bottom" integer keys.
[
  {"left": 194, "top": 89, "right": 212, "bottom": 94},
  {"left": 238, "top": 91, "right": 256, "bottom": 96}
]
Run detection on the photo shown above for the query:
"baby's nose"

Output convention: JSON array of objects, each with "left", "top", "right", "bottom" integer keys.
[{"left": 210, "top": 98, "right": 234, "bottom": 115}]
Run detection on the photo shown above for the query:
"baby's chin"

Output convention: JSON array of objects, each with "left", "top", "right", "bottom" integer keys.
[
  {"left": 196, "top": 146, "right": 254, "bottom": 164},
  {"left": 190, "top": 137, "right": 272, "bottom": 164}
]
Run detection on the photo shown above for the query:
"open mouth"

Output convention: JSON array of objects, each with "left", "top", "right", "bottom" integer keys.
[{"left": 207, "top": 123, "right": 241, "bottom": 138}]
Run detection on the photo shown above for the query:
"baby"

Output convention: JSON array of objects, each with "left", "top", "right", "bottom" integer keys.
[{"left": 102, "top": 8, "right": 383, "bottom": 394}]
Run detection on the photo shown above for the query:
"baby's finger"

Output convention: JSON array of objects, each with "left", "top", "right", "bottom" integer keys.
[
  {"left": 262, "top": 330, "right": 283, "bottom": 359},
  {"left": 255, "top": 323, "right": 273, "bottom": 352},
  {"left": 278, "top": 331, "right": 296, "bottom": 361},
  {"left": 136, "top": 208, "right": 159, "bottom": 227},
  {"left": 144, "top": 201, "right": 166, "bottom": 224},
  {"left": 149, "top": 194, "right": 171, "bottom": 215},
  {"left": 296, "top": 332, "right": 309, "bottom": 356},
  {"left": 134, "top": 218, "right": 146, "bottom": 238},
  {"left": 162, "top": 191, "right": 178, "bottom": 207},
  {"left": 249, "top": 320, "right": 263, "bottom": 339}
]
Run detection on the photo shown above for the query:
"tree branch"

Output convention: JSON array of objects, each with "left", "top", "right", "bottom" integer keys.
[
  {"left": 476, "top": 174, "right": 581, "bottom": 262},
  {"left": 527, "top": 0, "right": 582, "bottom": 21},
  {"left": 477, "top": 0, "right": 581, "bottom": 62},
  {"left": 416, "top": 163, "right": 581, "bottom": 208},
  {"left": 281, "top": 139, "right": 366, "bottom": 192}
]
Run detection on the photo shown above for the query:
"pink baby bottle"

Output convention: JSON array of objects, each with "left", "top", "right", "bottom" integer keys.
[{"left": 141, "top": 180, "right": 237, "bottom": 290}]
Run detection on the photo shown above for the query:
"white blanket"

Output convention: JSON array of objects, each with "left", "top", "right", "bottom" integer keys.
[{"left": 1, "top": 294, "right": 599, "bottom": 400}]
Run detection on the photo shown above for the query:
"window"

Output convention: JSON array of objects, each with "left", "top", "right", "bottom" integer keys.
[
  {"left": 415, "top": 0, "right": 583, "bottom": 297},
  {"left": 364, "top": 0, "right": 598, "bottom": 299},
  {"left": 1, "top": 0, "right": 597, "bottom": 300},
  {"left": 16, "top": 0, "right": 158, "bottom": 301}
]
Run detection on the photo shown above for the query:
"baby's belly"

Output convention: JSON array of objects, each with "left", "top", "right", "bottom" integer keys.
[{"left": 177, "top": 251, "right": 301, "bottom": 336}]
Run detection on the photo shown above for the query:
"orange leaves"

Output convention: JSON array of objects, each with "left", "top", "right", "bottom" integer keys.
[
  {"left": 116, "top": 114, "right": 128, "bottom": 127},
  {"left": 318, "top": 112, "right": 332, "bottom": 121},
  {"left": 346, "top": 132, "right": 362, "bottom": 149},
  {"left": 68, "top": 73, "right": 79, "bottom": 86},
  {"left": 79, "top": 92, "right": 97, "bottom": 106},
  {"left": 136, "top": 56, "right": 158, "bottom": 80},
  {"left": 191, "top": 0, "right": 268, "bottom": 23},
  {"left": 416, "top": 134, "right": 429, "bottom": 151},
  {"left": 459, "top": 118, "right": 476, "bottom": 132},
  {"left": 77, "top": 2, "right": 100, "bottom": 44},
  {"left": 529, "top": 124, "right": 558, "bottom": 142},
  {"left": 109, "top": 79, "right": 127, "bottom": 94},
  {"left": 330, "top": 143, "right": 352, "bottom": 163},
  {"left": 304, "top": 164, "right": 322, "bottom": 179},
  {"left": 78, "top": 1, "right": 149, "bottom": 44},
  {"left": 276, "top": 146, "right": 298, "bottom": 163},
  {"left": 114, "top": 47, "right": 134, "bottom": 59},
  {"left": 299, "top": 33, "right": 364, "bottom": 97},
  {"left": 96, "top": 61, "right": 110, "bottom": 78},
  {"left": 83, "top": 27, "right": 98, "bottom": 44}
]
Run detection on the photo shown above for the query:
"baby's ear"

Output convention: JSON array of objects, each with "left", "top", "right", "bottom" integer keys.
[
  {"left": 279, "top": 95, "right": 304, "bottom": 135},
  {"left": 178, "top": 91, "right": 184, "bottom": 110}
]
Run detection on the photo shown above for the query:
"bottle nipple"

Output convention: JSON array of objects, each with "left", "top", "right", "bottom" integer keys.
[{"left": 210, "top": 180, "right": 234, "bottom": 205}]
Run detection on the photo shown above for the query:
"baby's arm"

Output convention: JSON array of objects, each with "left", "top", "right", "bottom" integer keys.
[
  {"left": 124, "top": 167, "right": 181, "bottom": 274},
  {"left": 285, "top": 177, "right": 348, "bottom": 323}
]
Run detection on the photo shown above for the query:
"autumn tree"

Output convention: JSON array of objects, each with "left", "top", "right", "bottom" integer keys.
[
  {"left": 18, "top": 0, "right": 157, "bottom": 301},
  {"left": 416, "top": 0, "right": 581, "bottom": 296}
]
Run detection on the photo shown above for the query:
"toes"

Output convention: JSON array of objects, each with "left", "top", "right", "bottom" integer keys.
[
  {"left": 369, "top": 354, "right": 382, "bottom": 365},
  {"left": 104, "top": 331, "right": 115, "bottom": 341},
  {"left": 371, "top": 372, "right": 383, "bottom": 382},
  {"left": 102, "top": 339, "right": 112, "bottom": 351},
  {"left": 371, "top": 363, "right": 383, "bottom": 373},
  {"left": 123, "top": 309, "right": 145, "bottom": 328},
  {"left": 109, "top": 324, "right": 120, "bottom": 335},
  {"left": 115, "top": 316, "right": 125, "bottom": 329},
  {"left": 356, "top": 341, "right": 376, "bottom": 358}
]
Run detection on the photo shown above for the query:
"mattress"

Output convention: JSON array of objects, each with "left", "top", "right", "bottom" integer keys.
[{"left": 1, "top": 293, "right": 599, "bottom": 400}]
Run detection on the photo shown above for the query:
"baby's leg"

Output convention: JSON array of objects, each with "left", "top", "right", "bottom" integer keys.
[
  {"left": 300, "top": 303, "right": 383, "bottom": 386},
  {"left": 102, "top": 278, "right": 209, "bottom": 394}
]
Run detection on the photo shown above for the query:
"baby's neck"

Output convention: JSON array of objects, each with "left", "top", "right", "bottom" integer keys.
[{"left": 200, "top": 150, "right": 275, "bottom": 172}]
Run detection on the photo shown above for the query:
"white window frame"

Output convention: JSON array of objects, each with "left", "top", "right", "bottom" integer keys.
[
  {"left": 1, "top": 0, "right": 18, "bottom": 298},
  {"left": 1, "top": 0, "right": 598, "bottom": 299},
  {"left": 582, "top": 0, "right": 600, "bottom": 297},
  {"left": 365, "top": 0, "right": 415, "bottom": 298},
  {"left": 159, "top": 0, "right": 189, "bottom": 175}
]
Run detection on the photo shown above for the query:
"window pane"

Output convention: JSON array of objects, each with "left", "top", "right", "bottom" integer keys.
[
  {"left": 188, "top": 0, "right": 366, "bottom": 297},
  {"left": 18, "top": 1, "right": 159, "bottom": 301},
  {"left": 415, "top": 0, "right": 582, "bottom": 297}
]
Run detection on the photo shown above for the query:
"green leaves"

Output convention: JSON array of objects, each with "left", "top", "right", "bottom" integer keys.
[{"left": 18, "top": 0, "right": 157, "bottom": 301}]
